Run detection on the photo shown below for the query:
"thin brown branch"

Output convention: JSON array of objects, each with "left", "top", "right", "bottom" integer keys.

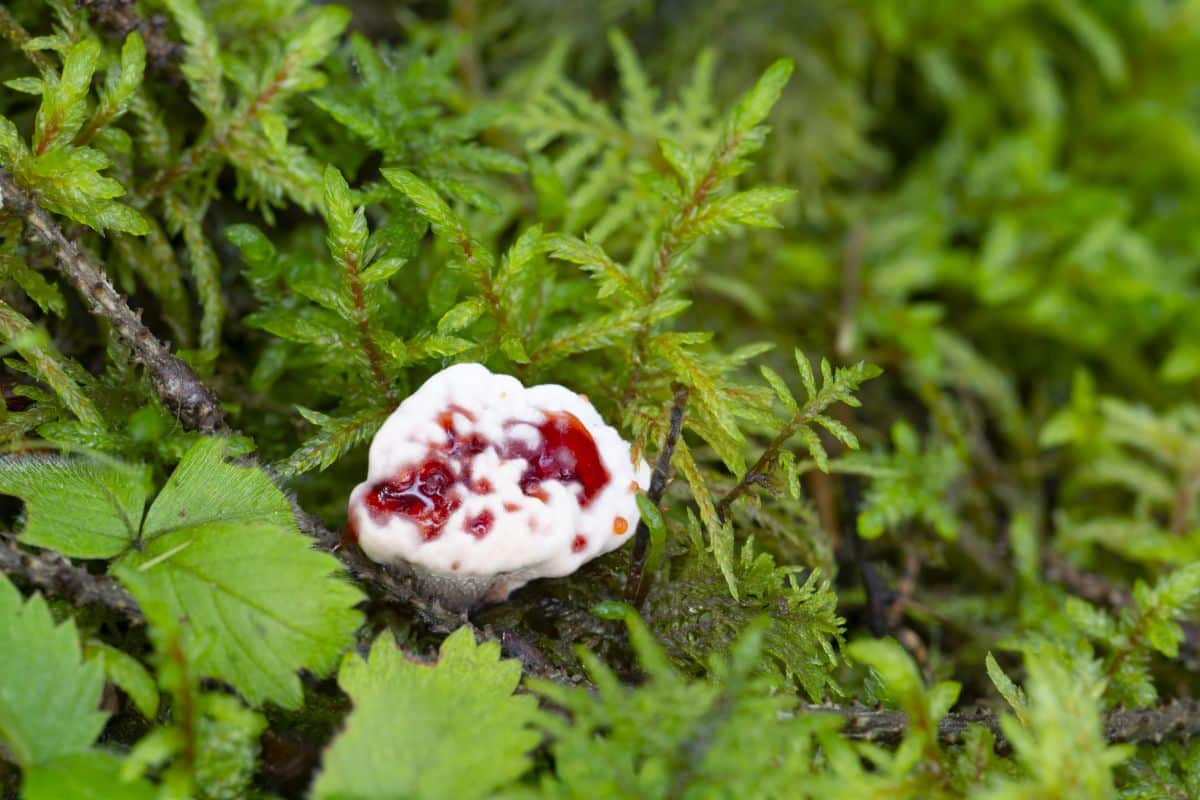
[
  {"left": 342, "top": 249, "right": 394, "bottom": 400},
  {"left": 452, "top": 0, "right": 485, "bottom": 97},
  {"left": 715, "top": 405, "right": 820, "bottom": 523},
  {"left": 143, "top": 56, "right": 295, "bottom": 197},
  {"left": 835, "top": 224, "right": 866, "bottom": 361},
  {"left": 0, "top": 7, "right": 55, "bottom": 74},
  {"left": 801, "top": 698, "right": 1200, "bottom": 751},
  {"left": 77, "top": 0, "right": 183, "bottom": 76},
  {"left": 619, "top": 131, "right": 743, "bottom": 408},
  {"left": 0, "top": 168, "right": 227, "bottom": 433},
  {"left": 1169, "top": 461, "right": 1200, "bottom": 536},
  {"left": 625, "top": 384, "right": 688, "bottom": 606},
  {"left": 0, "top": 532, "right": 144, "bottom": 624},
  {"left": 1045, "top": 554, "right": 1200, "bottom": 668}
]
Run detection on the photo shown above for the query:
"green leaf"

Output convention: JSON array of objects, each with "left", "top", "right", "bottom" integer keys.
[
  {"left": 760, "top": 364, "right": 799, "bottom": 415},
  {"left": 84, "top": 641, "right": 159, "bottom": 719},
  {"left": 985, "top": 652, "right": 1028, "bottom": 727},
  {"left": 139, "top": 436, "right": 295, "bottom": 535},
  {"left": 359, "top": 256, "right": 407, "bottom": 284},
  {"left": 730, "top": 58, "right": 794, "bottom": 138},
  {"left": 0, "top": 454, "right": 151, "bottom": 558},
  {"left": 111, "top": 439, "right": 364, "bottom": 708},
  {"left": 437, "top": 297, "right": 487, "bottom": 333},
  {"left": 312, "top": 627, "right": 541, "bottom": 800},
  {"left": 0, "top": 575, "right": 107, "bottom": 767},
  {"left": 20, "top": 751, "right": 157, "bottom": 800},
  {"left": 0, "top": 300, "right": 102, "bottom": 426},
  {"left": 323, "top": 165, "right": 367, "bottom": 272},
  {"left": 162, "top": 0, "right": 225, "bottom": 116},
  {"left": 795, "top": 349, "right": 817, "bottom": 400},
  {"left": 636, "top": 494, "right": 667, "bottom": 579},
  {"left": 381, "top": 168, "right": 463, "bottom": 242},
  {"left": 34, "top": 39, "right": 101, "bottom": 153}
]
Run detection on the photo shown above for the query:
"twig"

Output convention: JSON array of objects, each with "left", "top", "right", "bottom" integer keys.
[
  {"left": 0, "top": 532, "right": 144, "bottom": 624},
  {"left": 624, "top": 385, "right": 688, "bottom": 606},
  {"left": 1045, "top": 554, "right": 1200, "bottom": 668},
  {"left": 0, "top": 168, "right": 227, "bottom": 433},
  {"left": 77, "top": 0, "right": 183, "bottom": 75},
  {"left": 0, "top": 6, "right": 56, "bottom": 74},
  {"left": 801, "top": 698, "right": 1200, "bottom": 751},
  {"left": 715, "top": 396, "right": 834, "bottom": 524},
  {"left": 834, "top": 224, "right": 865, "bottom": 362},
  {"left": 839, "top": 473, "right": 895, "bottom": 638}
]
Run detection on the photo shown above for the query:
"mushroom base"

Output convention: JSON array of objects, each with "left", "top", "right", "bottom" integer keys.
[{"left": 403, "top": 562, "right": 526, "bottom": 611}]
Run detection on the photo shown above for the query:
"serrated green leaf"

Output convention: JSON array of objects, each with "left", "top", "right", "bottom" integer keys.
[
  {"left": 312, "top": 627, "right": 541, "bottom": 800},
  {"left": 114, "top": 518, "right": 363, "bottom": 709},
  {"left": 0, "top": 455, "right": 150, "bottom": 558},
  {"left": 0, "top": 575, "right": 107, "bottom": 766},
  {"left": 140, "top": 438, "right": 294, "bottom": 535},
  {"left": 108, "top": 439, "right": 363, "bottom": 708}
]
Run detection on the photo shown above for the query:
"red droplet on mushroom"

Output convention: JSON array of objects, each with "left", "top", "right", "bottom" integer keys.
[
  {"left": 365, "top": 408, "right": 610, "bottom": 541},
  {"left": 465, "top": 509, "right": 495, "bottom": 539},
  {"left": 505, "top": 411, "right": 610, "bottom": 505},
  {"left": 571, "top": 535, "right": 587, "bottom": 553},
  {"left": 365, "top": 459, "right": 462, "bottom": 541}
]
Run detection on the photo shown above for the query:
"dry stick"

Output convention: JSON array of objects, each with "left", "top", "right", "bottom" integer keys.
[
  {"left": 0, "top": 6, "right": 55, "bottom": 74},
  {"left": 0, "top": 169, "right": 226, "bottom": 434},
  {"left": 624, "top": 385, "right": 688, "bottom": 607},
  {"left": 76, "top": 0, "right": 183, "bottom": 75},
  {"left": 1045, "top": 554, "right": 1200, "bottom": 668},
  {"left": 802, "top": 698, "right": 1200, "bottom": 751},
  {"left": 0, "top": 532, "right": 144, "bottom": 624}
]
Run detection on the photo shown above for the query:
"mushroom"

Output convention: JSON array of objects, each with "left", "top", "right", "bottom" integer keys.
[{"left": 346, "top": 363, "right": 651, "bottom": 610}]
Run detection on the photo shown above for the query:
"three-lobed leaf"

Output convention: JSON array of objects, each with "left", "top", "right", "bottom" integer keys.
[
  {"left": 110, "top": 438, "right": 364, "bottom": 708},
  {"left": 0, "top": 455, "right": 151, "bottom": 558},
  {"left": 0, "top": 439, "right": 364, "bottom": 709},
  {"left": 312, "top": 627, "right": 541, "bottom": 800}
]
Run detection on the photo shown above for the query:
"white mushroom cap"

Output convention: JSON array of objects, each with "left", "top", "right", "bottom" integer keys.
[{"left": 347, "top": 363, "right": 651, "bottom": 610}]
